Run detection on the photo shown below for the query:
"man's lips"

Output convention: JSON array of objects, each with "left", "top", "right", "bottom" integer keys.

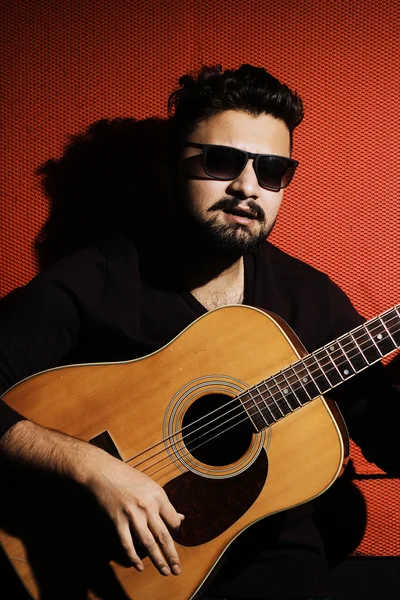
[
  {"left": 223, "top": 207, "right": 258, "bottom": 220},
  {"left": 209, "top": 198, "right": 265, "bottom": 222},
  {"left": 226, "top": 214, "right": 255, "bottom": 225},
  {"left": 222, "top": 208, "right": 260, "bottom": 225},
  {"left": 222, "top": 205, "right": 264, "bottom": 227}
]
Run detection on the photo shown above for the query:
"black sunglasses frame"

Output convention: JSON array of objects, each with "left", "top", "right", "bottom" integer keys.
[{"left": 184, "top": 142, "right": 299, "bottom": 191}]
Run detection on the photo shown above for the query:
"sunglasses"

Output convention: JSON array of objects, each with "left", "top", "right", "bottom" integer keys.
[{"left": 184, "top": 142, "right": 299, "bottom": 191}]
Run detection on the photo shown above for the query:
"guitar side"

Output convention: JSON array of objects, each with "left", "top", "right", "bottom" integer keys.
[{"left": 0, "top": 305, "right": 348, "bottom": 600}]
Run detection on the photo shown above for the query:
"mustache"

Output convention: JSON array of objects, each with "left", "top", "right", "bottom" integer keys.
[{"left": 208, "top": 197, "right": 265, "bottom": 222}]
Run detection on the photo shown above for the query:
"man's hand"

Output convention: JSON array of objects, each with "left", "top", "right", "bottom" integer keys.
[
  {"left": 83, "top": 451, "right": 184, "bottom": 575},
  {"left": 0, "top": 420, "right": 184, "bottom": 576}
]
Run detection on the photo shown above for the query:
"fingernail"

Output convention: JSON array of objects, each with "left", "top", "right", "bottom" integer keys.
[
  {"left": 136, "top": 563, "right": 144, "bottom": 572},
  {"left": 161, "top": 566, "right": 170, "bottom": 576},
  {"left": 172, "top": 564, "right": 181, "bottom": 575}
]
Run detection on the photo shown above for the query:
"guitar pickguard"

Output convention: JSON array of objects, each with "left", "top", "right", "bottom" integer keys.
[{"left": 164, "top": 449, "right": 268, "bottom": 546}]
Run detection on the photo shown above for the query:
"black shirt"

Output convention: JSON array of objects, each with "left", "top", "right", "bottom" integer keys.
[{"left": 0, "top": 233, "right": 399, "bottom": 598}]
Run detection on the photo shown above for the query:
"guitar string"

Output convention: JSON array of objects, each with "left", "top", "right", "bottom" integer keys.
[
  {"left": 138, "top": 310, "right": 398, "bottom": 464},
  {"left": 143, "top": 321, "right": 399, "bottom": 480},
  {"left": 142, "top": 322, "right": 400, "bottom": 480},
  {"left": 127, "top": 315, "right": 400, "bottom": 474},
  {"left": 128, "top": 314, "right": 400, "bottom": 469}
]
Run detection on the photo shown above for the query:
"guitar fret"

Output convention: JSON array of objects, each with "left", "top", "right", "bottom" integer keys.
[
  {"left": 324, "top": 341, "right": 350, "bottom": 378},
  {"left": 382, "top": 309, "right": 400, "bottom": 345},
  {"left": 252, "top": 384, "right": 276, "bottom": 427},
  {"left": 331, "top": 335, "right": 360, "bottom": 376},
  {"left": 274, "top": 371, "right": 301, "bottom": 411},
  {"left": 324, "top": 343, "right": 347, "bottom": 379},
  {"left": 257, "top": 382, "right": 282, "bottom": 424},
  {"left": 282, "top": 367, "right": 307, "bottom": 407},
  {"left": 334, "top": 338, "right": 356, "bottom": 378},
  {"left": 346, "top": 332, "right": 368, "bottom": 371},
  {"left": 314, "top": 347, "right": 343, "bottom": 386},
  {"left": 380, "top": 319, "right": 396, "bottom": 346},
  {"left": 365, "top": 319, "right": 394, "bottom": 356},
  {"left": 394, "top": 308, "right": 400, "bottom": 343},
  {"left": 284, "top": 365, "right": 311, "bottom": 405},
  {"left": 349, "top": 331, "right": 368, "bottom": 360},
  {"left": 292, "top": 362, "right": 319, "bottom": 399},
  {"left": 240, "top": 388, "right": 270, "bottom": 431},
  {"left": 352, "top": 326, "right": 381, "bottom": 363},
  {"left": 324, "top": 343, "right": 346, "bottom": 380},
  {"left": 270, "top": 376, "right": 291, "bottom": 416},
  {"left": 303, "top": 355, "right": 330, "bottom": 394}
]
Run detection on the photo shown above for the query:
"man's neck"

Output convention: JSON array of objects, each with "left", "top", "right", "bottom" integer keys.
[
  {"left": 135, "top": 226, "right": 246, "bottom": 306},
  {"left": 188, "top": 255, "right": 244, "bottom": 311}
]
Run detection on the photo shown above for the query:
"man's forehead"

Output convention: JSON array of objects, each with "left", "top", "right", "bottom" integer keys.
[{"left": 189, "top": 110, "right": 291, "bottom": 155}]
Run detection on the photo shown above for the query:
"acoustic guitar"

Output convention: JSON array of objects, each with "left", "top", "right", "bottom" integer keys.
[{"left": 1, "top": 304, "right": 399, "bottom": 599}]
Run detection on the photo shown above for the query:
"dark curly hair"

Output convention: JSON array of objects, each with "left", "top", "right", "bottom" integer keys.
[{"left": 168, "top": 64, "right": 304, "bottom": 152}]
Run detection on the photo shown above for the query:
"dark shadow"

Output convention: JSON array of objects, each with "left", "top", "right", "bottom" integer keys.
[
  {"left": 331, "top": 556, "right": 400, "bottom": 600},
  {"left": 311, "top": 459, "right": 367, "bottom": 568},
  {"left": 386, "top": 352, "right": 400, "bottom": 386},
  {"left": 1, "top": 118, "right": 175, "bottom": 599},
  {"left": 35, "top": 117, "right": 174, "bottom": 269},
  {"left": 311, "top": 359, "right": 400, "bottom": 569},
  {"left": 0, "top": 459, "right": 144, "bottom": 599}
]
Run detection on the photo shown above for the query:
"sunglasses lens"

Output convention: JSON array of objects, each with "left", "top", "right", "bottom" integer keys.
[
  {"left": 205, "top": 146, "right": 246, "bottom": 180},
  {"left": 197, "top": 144, "right": 297, "bottom": 189},
  {"left": 257, "top": 156, "right": 295, "bottom": 190}
]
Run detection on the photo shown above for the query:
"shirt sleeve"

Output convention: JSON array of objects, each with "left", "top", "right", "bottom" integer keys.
[
  {"left": 0, "top": 245, "right": 106, "bottom": 439},
  {"left": 0, "top": 279, "right": 82, "bottom": 437}
]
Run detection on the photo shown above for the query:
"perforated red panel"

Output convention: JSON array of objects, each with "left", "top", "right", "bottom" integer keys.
[{"left": 1, "top": 0, "right": 399, "bottom": 556}]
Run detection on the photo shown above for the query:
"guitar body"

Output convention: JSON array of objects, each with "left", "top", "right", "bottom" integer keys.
[{"left": 0, "top": 306, "right": 348, "bottom": 600}]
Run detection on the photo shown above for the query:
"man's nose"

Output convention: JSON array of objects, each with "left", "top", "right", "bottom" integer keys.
[{"left": 226, "top": 159, "right": 260, "bottom": 198}]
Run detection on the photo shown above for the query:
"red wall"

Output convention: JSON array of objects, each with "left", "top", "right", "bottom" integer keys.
[{"left": 1, "top": 0, "right": 399, "bottom": 556}]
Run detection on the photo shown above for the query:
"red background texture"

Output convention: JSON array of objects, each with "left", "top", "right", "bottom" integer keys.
[{"left": 1, "top": 0, "right": 399, "bottom": 557}]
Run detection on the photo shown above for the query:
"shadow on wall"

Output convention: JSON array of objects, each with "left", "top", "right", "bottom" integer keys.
[{"left": 36, "top": 117, "right": 173, "bottom": 269}]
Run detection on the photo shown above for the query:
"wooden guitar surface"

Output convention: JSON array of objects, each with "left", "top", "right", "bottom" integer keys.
[{"left": 0, "top": 306, "right": 347, "bottom": 600}]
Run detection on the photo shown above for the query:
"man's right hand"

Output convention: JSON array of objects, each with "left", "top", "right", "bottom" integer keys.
[
  {"left": 0, "top": 420, "right": 184, "bottom": 576},
  {"left": 82, "top": 447, "right": 184, "bottom": 575}
]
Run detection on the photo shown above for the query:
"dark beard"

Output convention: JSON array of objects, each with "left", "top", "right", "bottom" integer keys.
[
  {"left": 177, "top": 195, "right": 275, "bottom": 255},
  {"left": 190, "top": 215, "right": 269, "bottom": 253}
]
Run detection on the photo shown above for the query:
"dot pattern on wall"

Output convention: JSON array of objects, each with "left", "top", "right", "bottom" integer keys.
[{"left": 1, "top": 0, "right": 399, "bottom": 557}]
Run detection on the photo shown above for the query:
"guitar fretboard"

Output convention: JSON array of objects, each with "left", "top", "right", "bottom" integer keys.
[{"left": 241, "top": 305, "right": 400, "bottom": 432}]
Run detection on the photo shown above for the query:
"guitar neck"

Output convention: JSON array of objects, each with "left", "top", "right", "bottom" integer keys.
[{"left": 242, "top": 304, "right": 400, "bottom": 432}]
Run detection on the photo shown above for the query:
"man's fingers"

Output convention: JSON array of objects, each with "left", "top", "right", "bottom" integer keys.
[
  {"left": 147, "top": 515, "right": 182, "bottom": 575},
  {"left": 160, "top": 498, "right": 185, "bottom": 531},
  {"left": 133, "top": 514, "right": 177, "bottom": 576},
  {"left": 116, "top": 521, "right": 144, "bottom": 572}
]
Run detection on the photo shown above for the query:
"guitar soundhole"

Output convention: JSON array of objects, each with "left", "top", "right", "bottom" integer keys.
[{"left": 181, "top": 393, "right": 254, "bottom": 466}]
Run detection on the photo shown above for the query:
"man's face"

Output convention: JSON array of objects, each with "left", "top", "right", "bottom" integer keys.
[{"left": 177, "top": 110, "right": 292, "bottom": 254}]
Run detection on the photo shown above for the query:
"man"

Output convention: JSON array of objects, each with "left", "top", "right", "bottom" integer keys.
[{"left": 0, "top": 64, "right": 399, "bottom": 600}]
